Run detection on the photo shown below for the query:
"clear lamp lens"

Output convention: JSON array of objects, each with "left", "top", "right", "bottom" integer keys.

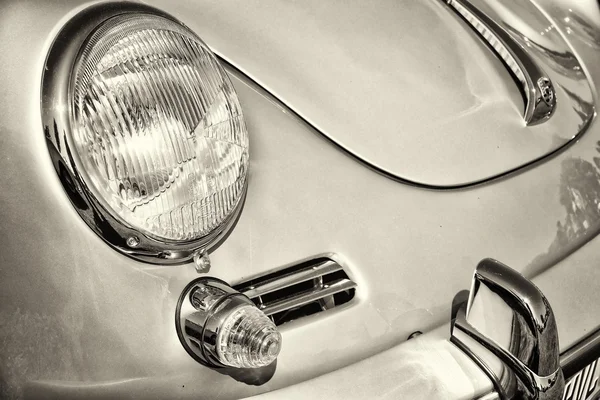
[
  {"left": 216, "top": 305, "right": 282, "bottom": 368},
  {"left": 71, "top": 14, "right": 249, "bottom": 242}
]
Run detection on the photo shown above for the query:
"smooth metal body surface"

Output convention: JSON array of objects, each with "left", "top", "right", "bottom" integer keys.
[
  {"left": 1, "top": 0, "right": 600, "bottom": 398},
  {"left": 166, "top": 0, "right": 595, "bottom": 186},
  {"left": 41, "top": 2, "right": 247, "bottom": 264},
  {"left": 451, "top": 259, "right": 564, "bottom": 399}
]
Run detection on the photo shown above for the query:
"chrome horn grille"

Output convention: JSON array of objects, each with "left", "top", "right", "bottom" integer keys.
[{"left": 234, "top": 258, "right": 357, "bottom": 326}]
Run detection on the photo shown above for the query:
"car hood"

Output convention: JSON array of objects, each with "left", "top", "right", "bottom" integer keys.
[
  {"left": 1, "top": 0, "right": 600, "bottom": 398},
  {"left": 154, "top": 0, "right": 593, "bottom": 187}
]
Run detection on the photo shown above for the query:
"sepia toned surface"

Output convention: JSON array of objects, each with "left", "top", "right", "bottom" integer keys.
[{"left": 0, "top": 0, "right": 600, "bottom": 399}]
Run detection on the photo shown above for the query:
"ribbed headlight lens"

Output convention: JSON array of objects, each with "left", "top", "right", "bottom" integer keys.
[{"left": 70, "top": 13, "right": 248, "bottom": 242}]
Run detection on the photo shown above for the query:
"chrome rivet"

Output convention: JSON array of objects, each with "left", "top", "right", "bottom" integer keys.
[
  {"left": 193, "top": 249, "right": 211, "bottom": 274},
  {"left": 126, "top": 236, "right": 140, "bottom": 248}
]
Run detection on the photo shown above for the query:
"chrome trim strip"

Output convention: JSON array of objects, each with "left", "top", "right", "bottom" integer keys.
[
  {"left": 242, "top": 259, "right": 342, "bottom": 299},
  {"left": 41, "top": 2, "right": 246, "bottom": 264},
  {"left": 561, "top": 327, "right": 600, "bottom": 380},
  {"left": 441, "top": 0, "right": 595, "bottom": 136},
  {"left": 444, "top": 0, "right": 555, "bottom": 126},
  {"left": 259, "top": 278, "right": 357, "bottom": 316}
]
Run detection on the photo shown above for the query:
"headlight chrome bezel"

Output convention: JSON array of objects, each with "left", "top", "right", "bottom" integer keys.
[{"left": 42, "top": 2, "right": 248, "bottom": 264}]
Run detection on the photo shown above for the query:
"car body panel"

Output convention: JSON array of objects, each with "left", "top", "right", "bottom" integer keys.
[
  {"left": 0, "top": 0, "right": 600, "bottom": 399},
  {"left": 151, "top": 0, "right": 593, "bottom": 187},
  {"left": 25, "top": 326, "right": 494, "bottom": 400}
]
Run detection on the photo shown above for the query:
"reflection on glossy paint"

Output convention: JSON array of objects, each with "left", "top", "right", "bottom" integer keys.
[
  {"left": 527, "top": 156, "right": 600, "bottom": 277},
  {"left": 560, "top": 10, "right": 600, "bottom": 49}
]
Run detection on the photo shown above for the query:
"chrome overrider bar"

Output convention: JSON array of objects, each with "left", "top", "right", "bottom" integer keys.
[{"left": 451, "top": 259, "right": 564, "bottom": 399}]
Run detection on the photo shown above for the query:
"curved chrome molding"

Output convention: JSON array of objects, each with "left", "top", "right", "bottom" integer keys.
[
  {"left": 451, "top": 259, "right": 564, "bottom": 399},
  {"left": 41, "top": 2, "right": 247, "bottom": 264},
  {"left": 444, "top": 0, "right": 555, "bottom": 125},
  {"left": 561, "top": 327, "right": 600, "bottom": 380},
  {"left": 561, "top": 329, "right": 600, "bottom": 400},
  {"left": 442, "top": 0, "right": 594, "bottom": 129}
]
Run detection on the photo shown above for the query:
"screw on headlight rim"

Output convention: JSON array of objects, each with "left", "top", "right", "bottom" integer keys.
[{"left": 126, "top": 236, "right": 140, "bottom": 248}]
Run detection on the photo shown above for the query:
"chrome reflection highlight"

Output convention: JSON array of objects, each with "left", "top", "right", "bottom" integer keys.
[
  {"left": 444, "top": 0, "right": 555, "bottom": 125},
  {"left": 234, "top": 257, "right": 357, "bottom": 326},
  {"left": 176, "top": 278, "right": 282, "bottom": 369},
  {"left": 42, "top": 2, "right": 248, "bottom": 263},
  {"left": 442, "top": 0, "right": 594, "bottom": 130},
  {"left": 562, "top": 327, "right": 600, "bottom": 382},
  {"left": 451, "top": 259, "right": 564, "bottom": 400}
]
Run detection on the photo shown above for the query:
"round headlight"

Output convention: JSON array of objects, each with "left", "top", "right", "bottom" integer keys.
[{"left": 42, "top": 3, "right": 248, "bottom": 263}]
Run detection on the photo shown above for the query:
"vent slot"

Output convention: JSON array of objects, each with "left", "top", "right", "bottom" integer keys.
[{"left": 234, "top": 258, "right": 357, "bottom": 326}]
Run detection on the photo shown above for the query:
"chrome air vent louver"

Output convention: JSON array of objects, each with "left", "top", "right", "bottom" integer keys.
[{"left": 234, "top": 258, "right": 357, "bottom": 326}]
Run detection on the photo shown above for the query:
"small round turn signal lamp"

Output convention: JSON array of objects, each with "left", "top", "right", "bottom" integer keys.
[{"left": 176, "top": 278, "right": 282, "bottom": 368}]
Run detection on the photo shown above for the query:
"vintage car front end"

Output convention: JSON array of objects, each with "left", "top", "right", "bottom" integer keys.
[{"left": 1, "top": 0, "right": 600, "bottom": 399}]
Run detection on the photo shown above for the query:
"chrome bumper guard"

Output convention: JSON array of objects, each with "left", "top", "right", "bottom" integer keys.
[{"left": 451, "top": 259, "right": 600, "bottom": 400}]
